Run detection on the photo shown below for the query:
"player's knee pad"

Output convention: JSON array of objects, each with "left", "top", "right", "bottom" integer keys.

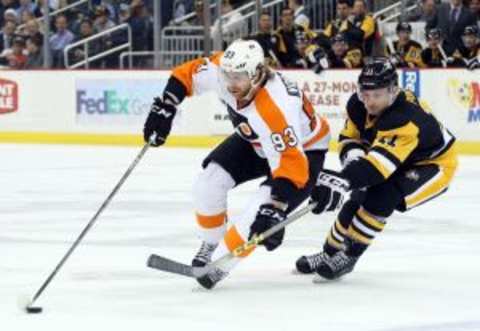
[
  {"left": 362, "top": 181, "right": 403, "bottom": 218},
  {"left": 193, "top": 162, "right": 236, "bottom": 215}
]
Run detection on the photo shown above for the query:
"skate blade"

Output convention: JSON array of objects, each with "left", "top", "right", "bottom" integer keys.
[
  {"left": 312, "top": 274, "right": 341, "bottom": 284},
  {"left": 291, "top": 268, "right": 314, "bottom": 275}
]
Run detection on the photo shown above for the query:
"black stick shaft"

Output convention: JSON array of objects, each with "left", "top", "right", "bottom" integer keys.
[{"left": 29, "top": 138, "right": 153, "bottom": 306}]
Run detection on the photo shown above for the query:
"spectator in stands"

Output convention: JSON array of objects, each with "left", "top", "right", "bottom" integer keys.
[
  {"left": 93, "top": 5, "right": 115, "bottom": 32},
  {"left": 68, "top": 19, "right": 102, "bottom": 68},
  {"left": 4, "top": 8, "right": 19, "bottom": 23},
  {"left": 118, "top": 3, "right": 130, "bottom": 23},
  {"left": 211, "top": 0, "right": 243, "bottom": 49},
  {"left": 20, "top": 9, "right": 34, "bottom": 24},
  {"left": 407, "top": 0, "right": 437, "bottom": 23},
  {"left": 273, "top": 6, "right": 316, "bottom": 67},
  {"left": 33, "top": 0, "right": 54, "bottom": 18},
  {"left": 322, "top": 0, "right": 364, "bottom": 50},
  {"left": 189, "top": 0, "right": 205, "bottom": 26},
  {"left": 23, "top": 17, "right": 42, "bottom": 40},
  {"left": 386, "top": 22, "right": 425, "bottom": 68},
  {"left": 49, "top": 14, "right": 74, "bottom": 67},
  {"left": 247, "top": 11, "right": 278, "bottom": 66},
  {"left": 470, "top": 0, "right": 480, "bottom": 29},
  {"left": 5, "top": 35, "right": 27, "bottom": 68},
  {"left": 0, "top": 20, "right": 16, "bottom": 52},
  {"left": 24, "top": 34, "right": 43, "bottom": 68},
  {"left": 128, "top": 0, "right": 153, "bottom": 62},
  {"left": 0, "top": 0, "right": 19, "bottom": 28},
  {"left": 288, "top": 0, "right": 309, "bottom": 28},
  {"left": 427, "top": 0, "right": 477, "bottom": 49},
  {"left": 16, "top": 0, "right": 36, "bottom": 18},
  {"left": 352, "top": 0, "right": 378, "bottom": 56}
]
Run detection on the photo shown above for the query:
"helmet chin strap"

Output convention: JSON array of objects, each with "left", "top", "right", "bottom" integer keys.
[{"left": 240, "top": 67, "right": 268, "bottom": 103}]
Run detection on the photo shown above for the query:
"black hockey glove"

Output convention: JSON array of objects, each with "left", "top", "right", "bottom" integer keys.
[
  {"left": 143, "top": 97, "right": 177, "bottom": 146},
  {"left": 310, "top": 169, "right": 350, "bottom": 214},
  {"left": 249, "top": 203, "right": 287, "bottom": 251}
]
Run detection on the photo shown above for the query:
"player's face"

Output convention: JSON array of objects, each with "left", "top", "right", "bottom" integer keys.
[
  {"left": 332, "top": 41, "right": 347, "bottom": 56},
  {"left": 398, "top": 31, "right": 410, "bottom": 43},
  {"left": 359, "top": 88, "right": 392, "bottom": 115},
  {"left": 221, "top": 70, "right": 252, "bottom": 100},
  {"left": 337, "top": 4, "right": 350, "bottom": 20},
  {"left": 462, "top": 34, "right": 477, "bottom": 49},
  {"left": 427, "top": 37, "right": 440, "bottom": 49}
]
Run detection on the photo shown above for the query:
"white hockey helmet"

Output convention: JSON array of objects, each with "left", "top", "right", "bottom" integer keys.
[{"left": 220, "top": 39, "right": 266, "bottom": 84}]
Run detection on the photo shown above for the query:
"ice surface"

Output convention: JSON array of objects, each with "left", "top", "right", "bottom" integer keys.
[{"left": 1, "top": 144, "right": 479, "bottom": 331}]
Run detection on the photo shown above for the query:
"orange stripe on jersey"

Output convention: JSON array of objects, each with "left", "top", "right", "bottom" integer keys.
[
  {"left": 196, "top": 212, "right": 226, "bottom": 229},
  {"left": 303, "top": 116, "right": 330, "bottom": 149},
  {"left": 302, "top": 95, "right": 316, "bottom": 130},
  {"left": 255, "top": 88, "right": 309, "bottom": 189},
  {"left": 224, "top": 225, "right": 255, "bottom": 258},
  {"left": 171, "top": 52, "right": 224, "bottom": 97}
]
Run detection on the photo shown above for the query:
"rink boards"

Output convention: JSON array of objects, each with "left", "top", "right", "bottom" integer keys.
[{"left": 0, "top": 69, "right": 478, "bottom": 153}]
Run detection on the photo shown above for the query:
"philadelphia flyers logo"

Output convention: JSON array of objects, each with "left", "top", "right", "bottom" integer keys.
[{"left": 237, "top": 122, "right": 255, "bottom": 139}]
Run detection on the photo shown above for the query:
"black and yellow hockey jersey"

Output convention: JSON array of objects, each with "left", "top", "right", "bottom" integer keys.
[
  {"left": 328, "top": 47, "right": 364, "bottom": 68},
  {"left": 323, "top": 19, "right": 364, "bottom": 48},
  {"left": 386, "top": 40, "right": 425, "bottom": 68},
  {"left": 451, "top": 44, "right": 480, "bottom": 67},
  {"left": 339, "top": 90, "right": 457, "bottom": 189},
  {"left": 273, "top": 24, "right": 317, "bottom": 68}
]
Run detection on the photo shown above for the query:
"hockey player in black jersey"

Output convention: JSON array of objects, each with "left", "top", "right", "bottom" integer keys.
[
  {"left": 456, "top": 25, "right": 480, "bottom": 70},
  {"left": 386, "top": 22, "right": 424, "bottom": 68},
  {"left": 296, "top": 57, "right": 458, "bottom": 280}
]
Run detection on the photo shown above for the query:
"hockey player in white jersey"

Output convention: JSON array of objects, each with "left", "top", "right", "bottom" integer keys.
[{"left": 143, "top": 40, "right": 331, "bottom": 289}]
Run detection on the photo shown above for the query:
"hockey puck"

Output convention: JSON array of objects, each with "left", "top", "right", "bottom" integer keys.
[{"left": 25, "top": 306, "right": 43, "bottom": 314}]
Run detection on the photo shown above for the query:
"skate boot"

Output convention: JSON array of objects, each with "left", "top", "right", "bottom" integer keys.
[
  {"left": 192, "top": 242, "right": 218, "bottom": 267},
  {"left": 196, "top": 267, "right": 229, "bottom": 290},
  {"left": 295, "top": 252, "right": 331, "bottom": 274},
  {"left": 315, "top": 251, "right": 358, "bottom": 280}
]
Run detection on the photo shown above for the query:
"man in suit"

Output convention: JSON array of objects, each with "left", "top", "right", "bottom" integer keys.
[{"left": 427, "top": 0, "right": 477, "bottom": 49}]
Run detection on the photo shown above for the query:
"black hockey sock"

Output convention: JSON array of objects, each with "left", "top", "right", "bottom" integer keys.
[
  {"left": 323, "top": 199, "right": 361, "bottom": 255},
  {"left": 345, "top": 208, "right": 386, "bottom": 257}
]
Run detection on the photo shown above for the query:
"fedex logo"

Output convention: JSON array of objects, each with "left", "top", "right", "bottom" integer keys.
[{"left": 76, "top": 90, "right": 129, "bottom": 114}]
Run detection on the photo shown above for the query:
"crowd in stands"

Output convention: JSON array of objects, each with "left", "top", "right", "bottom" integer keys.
[
  {"left": 245, "top": 0, "right": 479, "bottom": 72},
  {"left": 0, "top": 0, "right": 478, "bottom": 70},
  {"left": 0, "top": 0, "right": 154, "bottom": 68}
]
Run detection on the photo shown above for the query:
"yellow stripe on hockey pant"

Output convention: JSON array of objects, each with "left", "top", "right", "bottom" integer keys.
[
  {"left": 356, "top": 208, "right": 385, "bottom": 231},
  {"left": 405, "top": 166, "right": 456, "bottom": 209},
  {"left": 347, "top": 226, "right": 373, "bottom": 245},
  {"left": 327, "top": 231, "right": 345, "bottom": 250}
]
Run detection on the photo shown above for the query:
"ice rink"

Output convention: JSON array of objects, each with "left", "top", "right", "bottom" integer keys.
[{"left": 2, "top": 143, "right": 479, "bottom": 331}]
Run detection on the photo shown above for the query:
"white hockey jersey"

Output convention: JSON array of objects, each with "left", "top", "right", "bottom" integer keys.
[{"left": 171, "top": 52, "right": 331, "bottom": 189}]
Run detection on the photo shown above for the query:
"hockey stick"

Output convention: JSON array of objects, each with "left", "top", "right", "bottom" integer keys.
[
  {"left": 25, "top": 134, "right": 157, "bottom": 314},
  {"left": 147, "top": 202, "right": 318, "bottom": 279}
]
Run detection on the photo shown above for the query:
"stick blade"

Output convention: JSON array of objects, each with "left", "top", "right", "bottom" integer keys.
[{"left": 147, "top": 254, "right": 198, "bottom": 278}]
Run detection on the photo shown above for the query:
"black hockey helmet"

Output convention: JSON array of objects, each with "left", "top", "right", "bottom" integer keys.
[
  {"left": 331, "top": 33, "right": 348, "bottom": 44},
  {"left": 426, "top": 28, "right": 443, "bottom": 40},
  {"left": 462, "top": 25, "right": 479, "bottom": 37},
  {"left": 358, "top": 57, "right": 398, "bottom": 91},
  {"left": 396, "top": 21, "right": 412, "bottom": 34}
]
